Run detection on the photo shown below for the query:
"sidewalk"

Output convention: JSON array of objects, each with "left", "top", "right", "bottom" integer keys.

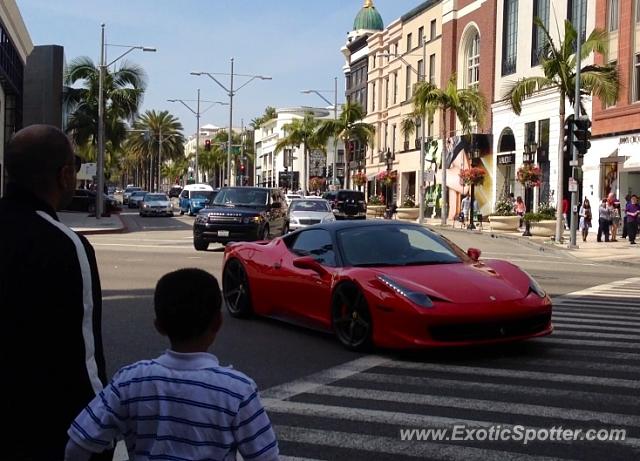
[
  {"left": 58, "top": 212, "right": 126, "bottom": 235},
  {"left": 418, "top": 217, "right": 640, "bottom": 267}
]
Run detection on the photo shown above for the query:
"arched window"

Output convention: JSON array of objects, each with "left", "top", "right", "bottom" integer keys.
[{"left": 465, "top": 31, "right": 480, "bottom": 89}]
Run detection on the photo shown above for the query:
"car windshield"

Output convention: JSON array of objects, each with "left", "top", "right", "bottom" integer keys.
[
  {"left": 290, "top": 200, "right": 330, "bottom": 212},
  {"left": 191, "top": 191, "right": 213, "bottom": 200},
  {"left": 213, "top": 188, "right": 269, "bottom": 206},
  {"left": 131, "top": 191, "right": 147, "bottom": 197},
  {"left": 125, "top": 187, "right": 141, "bottom": 193},
  {"left": 287, "top": 195, "right": 302, "bottom": 200},
  {"left": 337, "top": 225, "right": 466, "bottom": 267},
  {"left": 145, "top": 194, "right": 168, "bottom": 201}
]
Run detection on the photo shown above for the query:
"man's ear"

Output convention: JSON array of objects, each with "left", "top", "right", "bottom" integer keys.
[{"left": 154, "top": 318, "right": 168, "bottom": 336}]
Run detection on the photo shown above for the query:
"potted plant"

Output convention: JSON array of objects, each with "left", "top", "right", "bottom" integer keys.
[
  {"left": 309, "top": 176, "right": 326, "bottom": 192},
  {"left": 517, "top": 164, "right": 542, "bottom": 187},
  {"left": 489, "top": 197, "right": 520, "bottom": 231},
  {"left": 376, "top": 170, "right": 398, "bottom": 186},
  {"left": 366, "top": 194, "right": 385, "bottom": 217},
  {"left": 397, "top": 194, "right": 419, "bottom": 220},
  {"left": 524, "top": 202, "right": 557, "bottom": 237},
  {"left": 459, "top": 167, "right": 487, "bottom": 186},
  {"left": 352, "top": 171, "right": 367, "bottom": 188}
]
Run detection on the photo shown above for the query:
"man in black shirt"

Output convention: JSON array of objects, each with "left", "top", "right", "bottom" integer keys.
[{"left": 0, "top": 125, "right": 110, "bottom": 460}]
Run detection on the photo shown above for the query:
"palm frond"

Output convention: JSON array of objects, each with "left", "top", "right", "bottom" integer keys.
[{"left": 502, "top": 76, "right": 555, "bottom": 114}]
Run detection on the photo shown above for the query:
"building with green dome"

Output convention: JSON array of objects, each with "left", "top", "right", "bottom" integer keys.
[{"left": 352, "top": 0, "right": 384, "bottom": 35}]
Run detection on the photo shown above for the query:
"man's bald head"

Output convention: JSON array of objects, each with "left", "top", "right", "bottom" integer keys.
[{"left": 5, "top": 124, "right": 74, "bottom": 191}]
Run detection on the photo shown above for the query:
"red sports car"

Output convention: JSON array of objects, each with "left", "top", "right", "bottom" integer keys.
[{"left": 222, "top": 220, "right": 552, "bottom": 350}]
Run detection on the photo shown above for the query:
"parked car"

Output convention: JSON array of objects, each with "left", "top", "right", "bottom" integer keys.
[
  {"left": 193, "top": 187, "right": 287, "bottom": 250},
  {"left": 327, "top": 189, "right": 366, "bottom": 220},
  {"left": 128, "top": 191, "right": 149, "bottom": 208},
  {"left": 168, "top": 185, "right": 183, "bottom": 198},
  {"left": 285, "top": 193, "right": 302, "bottom": 205},
  {"left": 287, "top": 198, "right": 335, "bottom": 232},
  {"left": 139, "top": 193, "right": 173, "bottom": 217},
  {"left": 64, "top": 189, "right": 120, "bottom": 213},
  {"left": 178, "top": 184, "right": 216, "bottom": 216},
  {"left": 123, "top": 186, "right": 142, "bottom": 205}
]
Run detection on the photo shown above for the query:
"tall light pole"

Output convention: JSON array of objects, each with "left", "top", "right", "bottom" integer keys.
[
  {"left": 192, "top": 60, "right": 271, "bottom": 187},
  {"left": 168, "top": 92, "right": 227, "bottom": 183},
  {"left": 302, "top": 77, "right": 340, "bottom": 190},
  {"left": 96, "top": 24, "right": 155, "bottom": 218}
]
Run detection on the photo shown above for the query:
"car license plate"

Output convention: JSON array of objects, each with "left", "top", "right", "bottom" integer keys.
[{"left": 217, "top": 230, "right": 229, "bottom": 237}]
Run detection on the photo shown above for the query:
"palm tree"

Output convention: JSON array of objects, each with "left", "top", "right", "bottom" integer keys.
[
  {"left": 504, "top": 18, "right": 618, "bottom": 242},
  {"left": 161, "top": 158, "right": 188, "bottom": 186},
  {"left": 275, "top": 113, "right": 325, "bottom": 192},
  {"left": 317, "top": 102, "right": 375, "bottom": 189},
  {"left": 251, "top": 106, "right": 277, "bottom": 129},
  {"left": 409, "top": 75, "right": 487, "bottom": 223},
  {"left": 65, "top": 56, "right": 147, "bottom": 156},
  {"left": 126, "top": 110, "right": 185, "bottom": 191}
]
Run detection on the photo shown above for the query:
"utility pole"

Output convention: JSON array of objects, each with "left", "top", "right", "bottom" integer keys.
[
  {"left": 227, "top": 58, "right": 235, "bottom": 186},
  {"left": 569, "top": 0, "right": 583, "bottom": 248},
  {"left": 96, "top": 24, "right": 105, "bottom": 218},
  {"left": 419, "top": 36, "right": 427, "bottom": 224},
  {"left": 196, "top": 89, "right": 200, "bottom": 183},
  {"left": 157, "top": 126, "right": 162, "bottom": 192}
]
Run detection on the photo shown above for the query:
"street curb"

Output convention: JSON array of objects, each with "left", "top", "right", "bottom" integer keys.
[{"left": 74, "top": 214, "right": 128, "bottom": 235}]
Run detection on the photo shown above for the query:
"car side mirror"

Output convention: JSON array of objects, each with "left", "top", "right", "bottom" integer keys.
[
  {"left": 293, "top": 256, "right": 328, "bottom": 276},
  {"left": 467, "top": 248, "right": 481, "bottom": 261}
]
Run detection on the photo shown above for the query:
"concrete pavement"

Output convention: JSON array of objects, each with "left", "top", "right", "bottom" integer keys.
[{"left": 58, "top": 211, "right": 125, "bottom": 235}]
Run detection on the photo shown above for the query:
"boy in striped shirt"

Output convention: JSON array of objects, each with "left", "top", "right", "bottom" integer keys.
[{"left": 65, "top": 268, "right": 279, "bottom": 460}]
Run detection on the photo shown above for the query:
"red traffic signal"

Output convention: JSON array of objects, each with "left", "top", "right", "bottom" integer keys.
[
  {"left": 204, "top": 139, "right": 211, "bottom": 151},
  {"left": 239, "top": 164, "right": 245, "bottom": 172}
]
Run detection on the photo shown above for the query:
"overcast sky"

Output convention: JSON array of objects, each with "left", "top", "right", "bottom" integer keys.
[{"left": 17, "top": 0, "right": 415, "bottom": 135}]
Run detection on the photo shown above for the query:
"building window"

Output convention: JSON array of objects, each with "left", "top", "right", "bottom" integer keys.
[
  {"left": 372, "top": 81, "right": 376, "bottom": 111},
  {"left": 394, "top": 43, "right": 399, "bottom": 55},
  {"left": 532, "top": 0, "right": 549, "bottom": 66},
  {"left": 384, "top": 123, "right": 388, "bottom": 151},
  {"left": 568, "top": 0, "right": 587, "bottom": 42},
  {"left": 429, "top": 53, "right": 436, "bottom": 84},
  {"left": 430, "top": 19, "right": 437, "bottom": 40},
  {"left": 608, "top": 0, "right": 619, "bottom": 32},
  {"left": 604, "top": 60, "right": 617, "bottom": 107},
  {"left": 418, "top": 27, "right": 424, "bottom": 47},
  {"left": 385, "top": 77, "right": 389, "bottom": 108},
  {"left": 406, "top": 65, "right": 412, "bottom": 100},
  {"left": 524, "top": 122, "right": 536, "bottom": 146},
  {"left": 418, "top": 59, "right": 424, "bottom": 82},
  {"left": 634, "top": 54, "right": 640, "bottom": 102},
  {"left": 392, "top": 124, "right": 396, "bottom": 153},
  {"left": 636, "top": 0, "right": 640, "bottom": 22},
  {"left": 393, "top": 72, "right": 398, "bottom": 104},
  {"left": 502, "top": 0, "right": 518, "bottom": 76},
  {"left": 466, "top": 32, "right": 480, "bottom": 89},
  {"left": 406, "top": 33, "right": 412, "bottom": 52}
]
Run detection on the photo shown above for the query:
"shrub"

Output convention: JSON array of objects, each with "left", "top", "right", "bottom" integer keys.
[
  {"left": 537, "top": 202, "right": 556, "bottom": 220},
  {"left": 492, "top": 198, "right": 516, "bottom": 216},
  {"left": 402, "top": 195, "right": 416, "bottom": 208},
  {"left": 368, "top": 194, "right": 384, "bottom": 205}
]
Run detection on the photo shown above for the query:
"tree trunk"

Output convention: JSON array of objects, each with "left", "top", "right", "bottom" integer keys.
[
  {"left": 344, "top": 137, "right": 350, "bottom": 190},
  {"left": 555, "top": 93, "right": 566, "bottom": 243},
  {"left": 440, "top": 110, "right": 448, "bottom": 225}
]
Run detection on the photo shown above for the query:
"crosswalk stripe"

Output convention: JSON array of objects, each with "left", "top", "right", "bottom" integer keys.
[
  {"left": 485, "top": 357, "right": 640, "bottom": 374},
  {"left": 275, "top": 425, "right": 568, "bottom": 461},
  {"left": 383, "top": 361, "right": 640, "bottom": 389},
  {"left": 536, "top": 337, "right": 640, "bottom": 349},
  {"left": 553, "top": 322, "right": 640, "bottom": 334},
  {"left": 552, "top": 312, "right": 639, "bottom": 321},
  {"left": 552, "top": 315, "right": 640, "bottom": 327},
  {"left": 552, "top": 330, "right": 639, "bottom": 340},
  {"left": 307, "top": 385, "right": 640, "bottom": 427},
  {"left": 530, "top": 345, "right": 640, "bottom": 361},
  {"left": 556, "top": 298, "right": 640, "bottom": 307}
]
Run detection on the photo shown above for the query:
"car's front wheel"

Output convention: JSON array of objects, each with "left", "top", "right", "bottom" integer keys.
[
  {"left": 193, "top": 236, "right": 209, "bottom": 251},
  {"left": 332, "top": 282, "right": 373, "bottom": 351},
  {"left": 223, "top": 258, "right": 253, "bottom": 318}
]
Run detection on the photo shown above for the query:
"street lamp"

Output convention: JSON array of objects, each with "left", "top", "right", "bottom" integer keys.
[
  {"left": 467, "top": 146, "right": 481, "bottom": 230},
  {"left": 521, "top": 140, "right": 538, "bottom": 236},
  {"left": 96, "top": 24, "right": 155, "bottom": 219},
  {"left": 385, "top": 148, "right": 394, "bottom": 210},
  {"left": 302, "top": 77, "right": 339, "bottom": 190},
  {"left": 191, "top": 59, "right": 271, "bottom": 187},
  {"left": 168, "top": 92, "right": 227, "bottom": 183}
]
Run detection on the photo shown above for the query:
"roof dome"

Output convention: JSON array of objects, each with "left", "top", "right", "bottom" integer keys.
[{"left": 353, "top": 0, "right": 383, "bottom": 32}]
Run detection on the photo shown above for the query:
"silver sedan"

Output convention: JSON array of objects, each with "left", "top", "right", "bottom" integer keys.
[
  {"left": 287, "top": 198, "right": 335, "bottom": 232},
  {"left": 139, "top": 193, "right": 174, "bottom": 217}
]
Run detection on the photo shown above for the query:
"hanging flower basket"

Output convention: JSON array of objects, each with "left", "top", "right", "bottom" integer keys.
[
  {"left": 352, "top": 172, "right": 367, "bottom": 187},
  {"left": 309, "top": 177, "right": 326, "bottom": 191},
  {"left": 376, "top": 170, "right": 397, "bottom": 186},
  {"left": 459, "top": 167, "right": 486, "bottom": 186},
  {"left": 517, "top": 164, "right": 542, "bottom": 187}
]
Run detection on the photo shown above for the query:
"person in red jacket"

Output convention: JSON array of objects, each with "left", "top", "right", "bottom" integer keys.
[{"left": 562, "top": 198, "right": 570, "bottom": 230}]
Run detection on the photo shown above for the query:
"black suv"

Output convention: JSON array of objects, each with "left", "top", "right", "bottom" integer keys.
[
  {"left": 324, "top": 189, "right": 366, "bottom": 220},
  {"left": 192, "top": 187, "right": 287, "bottom": 250}
]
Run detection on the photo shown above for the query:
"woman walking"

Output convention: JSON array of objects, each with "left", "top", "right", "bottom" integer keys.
[
  {"left": 515, "top": 196, "right": 526, "bottom": 228},
  {"left": 579, "top": 198, "right": 592, "bottom": 242}
]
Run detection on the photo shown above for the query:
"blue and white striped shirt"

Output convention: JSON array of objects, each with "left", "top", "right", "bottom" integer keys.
[{"left": 68, "top": 350, "right": 279, "bottom": 460}]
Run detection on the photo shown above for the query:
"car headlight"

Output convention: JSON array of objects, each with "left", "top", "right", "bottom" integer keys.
[
  {"left": 377, "top": 275, "right": 433, "bottom": 308},
  {"left": 196, "top": 214, "right": 208, "bottom": 223},
  {"left": 527, "top": 274, "right": 546, "bottom": 298},
  {"left": 323, "top": 215, "right": 336, "bottom": 222},
  {"left": 143, "top": 204, "right": 150, "bottom": 208},
  {"left": 290, "top": 218, "right": 299, "bottom": 224}
]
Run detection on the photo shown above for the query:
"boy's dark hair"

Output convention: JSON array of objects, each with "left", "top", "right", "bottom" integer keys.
[{"left": 154, "top": 269, "right": 222, "bottom": 342}]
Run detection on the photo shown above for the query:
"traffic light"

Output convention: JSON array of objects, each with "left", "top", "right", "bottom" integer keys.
[
  {"left": 572, "top": 117, "right": 592, "bottom": 156},
  {"left": 204, "top": 139, "right": 211, "bottom": 151},
  {"left": 239, "top": 163, "right": 245, "bottom": 173},
  {"left": 563, "top": 115, "right": 574, "bottom": 157},
  {"left": 327, "top": 165, "right": 333, "bottom": 177}
]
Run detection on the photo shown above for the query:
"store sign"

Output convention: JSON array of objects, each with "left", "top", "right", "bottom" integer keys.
[
  {"left": 619, "top": 135, "right": 640, "bottom": 144},
  {"left": 497, "top": 154, "right": 515, "bottom": 165}
]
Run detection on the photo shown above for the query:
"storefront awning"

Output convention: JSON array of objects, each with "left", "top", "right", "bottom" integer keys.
[{"left": 623, "top": 154, "right": 640, "bottom": 171}]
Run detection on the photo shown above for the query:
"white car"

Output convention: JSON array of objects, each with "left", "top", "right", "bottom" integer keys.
[
  {"left": 139, "top": 193, "right": 174, "bottom": 217},
  {"left": 285, "top": 194, "right": 302, "bottom": 206},
  {"left": 287, "top": 198, "right": 335, "bottom": 232}
]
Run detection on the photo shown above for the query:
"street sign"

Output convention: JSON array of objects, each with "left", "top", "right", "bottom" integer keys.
[
  {"left": 423, "top": 169, "right": 435, "bottom": 183},
  {"left": 568, "top": 177, "right": 578, "bottom": 192},
  {"left": 569, "top": 160, "right": 579, "bottom": 166}
]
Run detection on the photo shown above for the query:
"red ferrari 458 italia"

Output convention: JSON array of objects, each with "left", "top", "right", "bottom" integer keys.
[{"left": 222, "top": 220, "right": 552, "bottom": 350}]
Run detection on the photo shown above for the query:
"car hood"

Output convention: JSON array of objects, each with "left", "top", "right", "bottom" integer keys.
[
  {"left": 199, "top": 205, "right": 266, "bottom": 217},
  {"left": 144, "top": 200, "right": 170, "bottom": 207},
  {"left": 367, "top": 261, "right": 529, "bottom": 303},
  {"left": 290, "top": 211, "right": 333, "bottom": 220}
]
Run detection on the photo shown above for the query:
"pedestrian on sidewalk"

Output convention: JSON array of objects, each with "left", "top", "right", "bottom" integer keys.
[
  {"left": 611, "top": 199, "right": 621, "bottom": 242},
  {"left": 579, "top": 198, "right": 592, "bottom": 242},
  {"left": 597, "top": 198, "right": 612, "bottom": 242},
  {"left": 515, "top": 196, "right": 526, "bottom": 228},
  {"left": 562, "top": 198, "right": 570, "bottom": 230},
  {"left": 622, "top": 194, "right": 631, "bottom": 239},
  {"left": 65, "top": 268, "right": 279, "bottom": 461},
  {"left": 0, "top": 125, "right": 110, "bottom": 461},
  {"left": 625, "top": 194, "right": 639, "bottom": 245}
]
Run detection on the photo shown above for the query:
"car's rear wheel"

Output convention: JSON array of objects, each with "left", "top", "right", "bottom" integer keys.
[
  {"left": 332, "top": 283, "right": 373, "bottom": 351},
  {"left": 223, "top": 259, "right": 252, "bottom": 318},
  {"left": 193, "top": 236, "right": 208, "bottom": 251},
  {"left": 180, "top": 209, "right": 184, "bottom": 215}
]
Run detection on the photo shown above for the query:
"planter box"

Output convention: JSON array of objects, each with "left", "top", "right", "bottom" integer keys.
[
  {"left": 489, "top": 215, "right": 520, "bottom": 231},
  {"left": 397, "top": 207, "right": 419, "bottom": 220},
  {"left": 366, "top": 205, "right": 385, "bottom": 217},
  {"left": 529, "top": 220, "right": 556, "bottom": 237}
]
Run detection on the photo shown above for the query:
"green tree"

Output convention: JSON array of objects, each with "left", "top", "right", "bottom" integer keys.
[
  {"left": 161, "top": 158, "right": 188, "bottom": 186},
  {"left": 317, "top": 102, "right": 375, "bottom": 189},
  {"left": 64, "top": 56, "right": 147, "bottom": 157},
  {"left": 250, "top": 106, "right": 277, "bottom": 129},
  {"left": 275, "top": 113, "right": 325, "bottom": 191},
  {"left": 408, "top": 75, "right": 487, "bottom": 222},
  {"left": 126, "top": 110, "right": 185, "bottom": 191},
  {"left": 503, "top": 19, "right": 618, "bottom": 242}
]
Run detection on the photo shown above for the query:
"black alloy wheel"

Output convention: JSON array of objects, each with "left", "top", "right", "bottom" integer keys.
[
  {"left": 223, "top": 259, "right": 253, "bottom": 318},
  {"left": 332, "top": 283, "right": 373, "bottom": 351},
  {"left": 193, "top": 236, "right": 208, "bottom": 251}
]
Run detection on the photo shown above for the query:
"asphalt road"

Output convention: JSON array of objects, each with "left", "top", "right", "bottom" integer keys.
[{"left": 94, "top": 211, "right": 639, "bottom": 460}]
